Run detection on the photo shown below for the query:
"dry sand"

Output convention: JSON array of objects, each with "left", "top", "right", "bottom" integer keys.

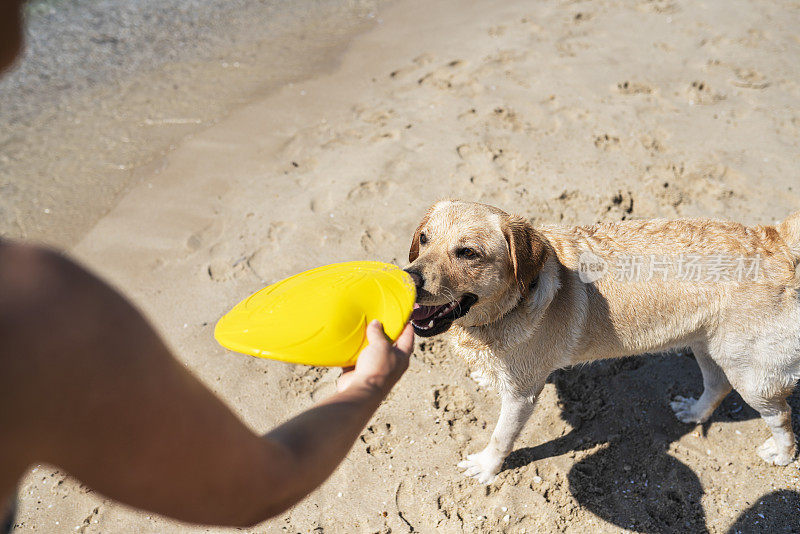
[{"left": 7, "top": 0, "right": 800, "bottom": 532}]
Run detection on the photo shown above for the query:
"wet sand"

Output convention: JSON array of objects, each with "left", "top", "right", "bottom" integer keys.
[{"left": 1, "top": 0, "right": 384, "bottom": 246}]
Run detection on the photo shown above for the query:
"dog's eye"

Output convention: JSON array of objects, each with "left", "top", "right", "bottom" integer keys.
[
  {"left": 419, "top": 232, "right": 428, "bottom": 245},
  {"left": 456, "top": 247, "right": 478, "bottom": 259}
]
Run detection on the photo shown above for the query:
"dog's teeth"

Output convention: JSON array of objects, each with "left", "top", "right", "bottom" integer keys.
[
  {"left": 433, "top": 302, "right": 454, "bottom": 320},
  {"left": 428, "top": 320, "right": 434, "bottom": 327}
]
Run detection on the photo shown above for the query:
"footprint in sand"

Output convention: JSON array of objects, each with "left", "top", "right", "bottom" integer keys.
[
  {"left": 686, "top": 80, "right": 726, "bottom": 105},
  {"left": 683, "top": 163, "right": 740, "bottom": 212},
  {"left": 487, "top": 106, "right": 528, "bottom": 133},
  {"left": 200, "top": 228, "right": 253, "bottom": 283},
  {"left": 205, "top": 255, "right": 249, "bottom": 282},
  {"left": 456, "top": 141, "right": 529, "bottom": 183},
  {"left": 705, "top": 59, "right": 770, "bottom": 90},
  {"left": 246, "top": 221, "right": 294, "bottom": 279},
  {"left": 603, "top": 190, "right": 635, "bottom": 221},
  {"left": 730, "top": 67, "right": 770, "bottom": 89},
  {"left": 432, "top": 384, "right": 478, "bottom": 441},
  {"left": 414, "top": 337, "right": 451, "bottom": 366},
  {"left": 280, "top": 366, "right": 336, "bottom": 400},
  {"left": 204, "top": 220, "right": 294, "bottom": 283},
  {"left": 593, "top": 133, "right": 621, "bottom": 151},
  {"left": 388, "top": 53, "right": 435, "bottom": 79},
  {"left": 534, "top": 189, "right": 596, "bottom": 224},
  {"left": 640, "top": 133, "right": 667, "bottom": 155},
  {"left": 360, "top": 423, "right": 394, "bottom": 456},
  {"left": 360, "top": 227, "right": 392, "bottom": 254},
  {"left": 186, "top": 220, "right": 225, "bottom": 252},
  {"left": 416, "top": 59, "right": 468, "bottom": 90},
  {"left": 616, "top": 80, "right": 654, "bottom": 95},
  {"left": 641, "top": 161, "right": 741, "bottom": 216},
  {"left": 355, "top": 107, "right": 394, "bottom": 125},
  {"left": 346, "top": 180, "right": 392, "bottom": 202}
]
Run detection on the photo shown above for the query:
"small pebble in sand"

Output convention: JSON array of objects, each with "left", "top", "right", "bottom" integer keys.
[{"left": 532, "top": 476, "right": 542, "bottom": 484}]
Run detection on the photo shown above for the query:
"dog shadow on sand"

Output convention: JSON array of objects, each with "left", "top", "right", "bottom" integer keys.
[{"left": 502, "top": 352, "right": 800, "bottom": 533}]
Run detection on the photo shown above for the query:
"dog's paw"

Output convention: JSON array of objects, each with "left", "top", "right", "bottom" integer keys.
[
  {"left": 457, "top": 449, "right": 503, "bottom": 484},
  {"left": 670, "top": 395, "right": 706, "bottom": 424},
  {"left": 470, "top": 370, "right": 493, "bottom": 389},
  {"left": 757, "top": 437, "right": 796, "bottom": 466}
]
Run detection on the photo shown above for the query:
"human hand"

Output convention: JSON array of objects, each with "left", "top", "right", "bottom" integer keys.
[{"left": 337, "top": 320, "right": 414, "bottom": 395}]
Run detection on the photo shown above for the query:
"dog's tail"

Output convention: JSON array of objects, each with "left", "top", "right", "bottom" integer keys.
[{"left": 777, "top": 210, "right": 800, "bottom": 264}]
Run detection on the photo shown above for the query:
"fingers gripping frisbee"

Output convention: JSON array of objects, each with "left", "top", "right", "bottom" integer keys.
[{"left": 214, "top": 261, "right": 416, "bottom": 367}]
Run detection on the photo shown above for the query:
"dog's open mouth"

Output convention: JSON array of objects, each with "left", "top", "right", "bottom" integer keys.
[{"left": 410, "top": 294, "right": 478, "bottom": 337}]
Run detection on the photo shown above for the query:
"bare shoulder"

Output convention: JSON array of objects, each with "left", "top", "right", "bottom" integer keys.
[{"left": 0, "top": 241, "right": 87, "bottom": 319}]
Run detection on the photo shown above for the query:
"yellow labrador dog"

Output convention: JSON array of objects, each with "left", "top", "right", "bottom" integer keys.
[{"left": 405, "top": 200, "right": 800, "bottom": 483}]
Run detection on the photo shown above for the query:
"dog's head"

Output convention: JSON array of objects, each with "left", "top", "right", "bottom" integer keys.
[{"left": 405, "top": 200, "right": 549, "bottom": 337}]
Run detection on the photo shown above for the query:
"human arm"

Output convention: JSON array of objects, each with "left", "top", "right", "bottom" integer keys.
[{"left": 0, "top": 242, "right": 413, "bottom": 526}]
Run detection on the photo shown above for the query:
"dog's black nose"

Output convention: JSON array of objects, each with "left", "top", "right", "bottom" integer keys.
[{"left": 404, "top": 268, "right": 424, "bottom": 290}]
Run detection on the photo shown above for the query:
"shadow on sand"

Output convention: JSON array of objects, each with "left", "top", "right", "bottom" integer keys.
[{"left": 502, "top": 352, "right": 800, "bottom": 533}]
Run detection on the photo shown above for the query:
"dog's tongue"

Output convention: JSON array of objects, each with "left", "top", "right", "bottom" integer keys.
[{"left": 411, "top": 303, "right": 442, "bottom": 322}]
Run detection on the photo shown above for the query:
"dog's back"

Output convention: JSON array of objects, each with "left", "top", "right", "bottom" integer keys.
[{"left": 540, "top": 216, "right": 798, "bottom": 361}]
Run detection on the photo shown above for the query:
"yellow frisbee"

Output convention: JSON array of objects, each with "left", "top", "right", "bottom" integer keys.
[{"left": 214, "top": 261, "right": 416, "bottom": 367}]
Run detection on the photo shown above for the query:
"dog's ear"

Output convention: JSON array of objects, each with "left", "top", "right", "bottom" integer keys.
[
  {"left": 503, "top": 215, "right": 548, "bottom": 296},
  {"left": 409, "top": 209, "right": 432, "bottom": 263}
]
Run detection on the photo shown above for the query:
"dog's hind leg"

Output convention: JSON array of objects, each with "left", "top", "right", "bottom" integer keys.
[
  {"left": 720, "top": 333, "right": 798, "bottom": 465},
  {"left": 671, "top": 342, "right": 732, "bottom": 424},
  {"left": 732, "top": 377, "right": 797, "bottom": 466},
  {"left": 458, "top": 382, "right": 543, "bottom": 484},
  {"left": 754, "top": 400, "right": 796, "bottom": 466}
]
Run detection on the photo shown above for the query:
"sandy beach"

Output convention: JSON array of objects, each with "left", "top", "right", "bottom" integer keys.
[{"left": 5, "top": 0, "right": 800, "bottom": 532}]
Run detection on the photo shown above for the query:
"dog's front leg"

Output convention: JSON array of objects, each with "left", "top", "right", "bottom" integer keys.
[{"left": 458, "top": 386, "right": 541, "bottom": 484}]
